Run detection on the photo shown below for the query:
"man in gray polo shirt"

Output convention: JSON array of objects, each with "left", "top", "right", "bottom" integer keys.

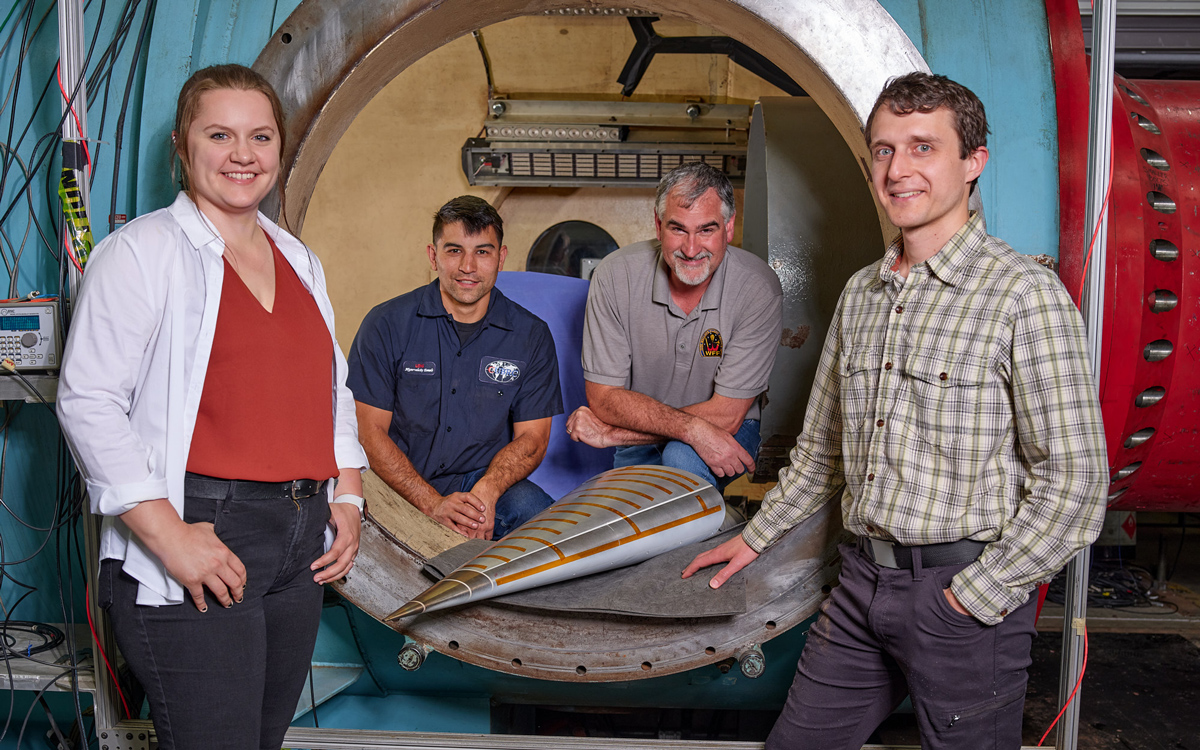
[{"left": 566, "top": 162, "right": 783, "bottom": 488}]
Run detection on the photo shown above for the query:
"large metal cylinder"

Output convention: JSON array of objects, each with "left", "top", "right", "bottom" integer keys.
[
  {"left": 1048, "top": 1, "right": 1200, "bottom": 512},
  {"left": 1095, "top": 77, "right": 1200, "bottom": 511}
]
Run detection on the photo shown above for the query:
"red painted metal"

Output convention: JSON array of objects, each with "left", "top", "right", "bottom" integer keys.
[
  {"left": 1045, "top": 0, "right": 1090, "bottom": 302},
  {"left": 1100, "top": 78, "right": 1200, "bottom": 511},
  {"left": 1045, "top": 0, "right": 1200, "bottom": 511}
]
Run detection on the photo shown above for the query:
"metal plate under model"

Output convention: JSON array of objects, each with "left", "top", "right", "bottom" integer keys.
[
  {"left": 0, "top": 301, "right": 60, "bottom": 371},
  {"left": 339, "top": 469, "right": 846, "bottom": 682}
]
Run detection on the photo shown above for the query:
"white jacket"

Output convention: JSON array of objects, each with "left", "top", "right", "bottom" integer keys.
[{"left": 57, "top": 193, "right": 368, "bottom": 605}]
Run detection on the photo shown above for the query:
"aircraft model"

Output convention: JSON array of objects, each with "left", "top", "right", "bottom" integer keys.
[{"left": 385, "top": 465, "right": 726, "bottom": 621}]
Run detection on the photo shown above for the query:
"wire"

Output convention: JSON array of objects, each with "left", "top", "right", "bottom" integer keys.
[
  {"left": 1075, "top": 153, "right": 1113, "bottom": 305},
  {"left": 1037, "top": 626, "right": 1087, "bottom": 746},
  {"left": 0, "top": 622, "right": 63, "bottom": 657},
  {"left": 0, "top": 359, "right": 51, "bottom": 408},
  {"left": 1166, "top": 521, "right": 1187, "bottom": 581},
  {"left": 85, "top": 583, "right": 130, "bottom": 721},
  {"left": 55, "top": 64, "right": 92, "bottom": 173}
]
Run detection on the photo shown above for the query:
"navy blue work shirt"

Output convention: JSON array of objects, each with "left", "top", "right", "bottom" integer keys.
[{"left": 347, "top": 281, "right": 563, "bottom": 495}]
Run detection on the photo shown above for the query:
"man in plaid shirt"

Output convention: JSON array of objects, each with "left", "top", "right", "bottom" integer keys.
[{"left": 685, "top": 73, "right": 1107, "bottom": 748}]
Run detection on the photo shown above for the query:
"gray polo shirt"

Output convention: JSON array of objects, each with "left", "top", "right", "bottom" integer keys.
[{"left": 582, "top": 240, "right": 783, "bottom": 421}]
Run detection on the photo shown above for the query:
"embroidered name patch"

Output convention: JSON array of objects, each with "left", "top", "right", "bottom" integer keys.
[
  {"left": 402, "top": 360, "right": 436, "bottom": 375},
  {"left": 479, "top": 357, "right": 525, "bottom": 384},
  {"left": 700, "top": 329, "right": 723, "bottom": 357}
]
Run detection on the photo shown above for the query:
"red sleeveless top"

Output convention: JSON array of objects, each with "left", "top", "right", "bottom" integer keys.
[{"left": 186, "top": 238, "right": 338, "bottom": 481}]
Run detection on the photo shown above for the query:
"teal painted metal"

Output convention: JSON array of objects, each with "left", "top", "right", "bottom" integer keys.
[
  {"left": 878, "top": 0, "right": 1061, "bottom": 259},
  {"left": 304, "top": 604, "right": 811, "bottom": 716},
  {"left": 135, "top": 0, "right": 287, "bottom": 216}
]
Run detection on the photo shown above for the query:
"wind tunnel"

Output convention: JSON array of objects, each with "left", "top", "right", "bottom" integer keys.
[
  {"left": 88, "top": 0, "right": 1195, "bottom": 710},
  {"left": 238, "top": 0, "right": 933, "bottom": 684},
  {"left": 224, "top": 0, "right": 1200, "bottom": 689}
]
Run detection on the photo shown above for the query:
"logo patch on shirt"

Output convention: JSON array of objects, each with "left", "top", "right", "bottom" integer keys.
[
  {"left": 403, "top": 360, "right": 436, "bottom": 375},
  {"left": 700, "top": 329, "right": 723, "bottom": 357},
  {"left": 480, "top": 357, "right": 525, "bottom": 384}
]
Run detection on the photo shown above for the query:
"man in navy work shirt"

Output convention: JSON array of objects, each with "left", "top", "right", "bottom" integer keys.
[{"left": 348, "top": 196, "right": 563, "bottom": 540}]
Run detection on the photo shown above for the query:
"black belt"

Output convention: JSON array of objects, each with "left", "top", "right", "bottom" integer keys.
[
  {"left": 184, "top": 472, "right": 327, "bottom": 501},
  {"left": 857, "top": 536, "right": 986, "bottom": 570}
]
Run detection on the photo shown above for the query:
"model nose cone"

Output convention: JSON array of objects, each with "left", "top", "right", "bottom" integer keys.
[{"left": 385, "top": 571, "right": 489, "bottom": 621}]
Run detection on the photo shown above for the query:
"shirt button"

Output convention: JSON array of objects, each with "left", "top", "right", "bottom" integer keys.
[
  {"left": 457, "top": 351, "right": 463, "bottom": 357},
  {"left": 895, "top": 305, "right": 903, "bottom": 313},
  {"left": 1000, "top": 609, "right": 1008, "bottom": 617},
  {"left": 439, "top": 463, "right": 445, "bottom": 469},
  {"left": 446, "top": 426, "right": 452, "bottom": 432},
  {"left": 866, "top": 524, "right": 875, "bottom": 533},
  {"left": 867, "top": 473, "right": 875, "bottom": 481},
  {"left": 876, "top": 419, "right": 884, "bottom": 428},
  {"left": 939, "top": 372, "right": 948, "bottom": 380},
  {"left": 451, "top": 388, "right": 456, "bottom": 394},
  {"left": 884, "top": 362, "right": 893, "bottom": 370}
]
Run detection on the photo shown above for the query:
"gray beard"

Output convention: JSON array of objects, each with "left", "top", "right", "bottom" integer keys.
[{"left": 671, "top": 255, "right": 712, "bottom": 286}]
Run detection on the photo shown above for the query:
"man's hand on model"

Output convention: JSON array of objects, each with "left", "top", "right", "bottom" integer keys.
[
  {"left": 686, "top": 418, "right": 755, "bottom": 478},
  {"left": 430, "top": 492, "right": 489, "bottom": 537},
  {"left": 565, "top": 406, "right": 612, "bottom": 448},
  {"left": 681, "top": 534, "right": 759, "bottom": 589}
]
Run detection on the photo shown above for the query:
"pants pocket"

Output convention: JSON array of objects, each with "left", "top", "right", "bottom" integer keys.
[
  {"left": 182, "top": 495, "right": 228, "bottom": 535},
  {"left": 939, "top": 682, "right": 1027, "bottom": 747},
  {"left": 97, "top": 559, "right": 116, "bottom": 611}
]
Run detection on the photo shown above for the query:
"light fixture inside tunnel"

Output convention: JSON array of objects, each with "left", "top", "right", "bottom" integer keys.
[{"left": 462, "top": 98, "right": 750, "bottom": 187}]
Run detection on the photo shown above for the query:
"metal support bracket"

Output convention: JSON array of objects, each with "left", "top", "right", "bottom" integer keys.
[{"left": 616, "top": 17, "right": 805, "bottom": 97}]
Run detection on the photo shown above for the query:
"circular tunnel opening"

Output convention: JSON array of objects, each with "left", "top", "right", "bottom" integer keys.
[{"left": 253, "top": 0, "right": 925, "bottom": 682}]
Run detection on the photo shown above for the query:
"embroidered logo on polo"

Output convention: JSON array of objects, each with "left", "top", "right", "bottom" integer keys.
[
  {"left": 479, "top": 357, "right": 525, "bottom": 384},
  {"left": 699, "top": 329, "right": 723, "bottom": 357},
  {"left": 403, "top": 360, "right": 436, "bottom": 375}
]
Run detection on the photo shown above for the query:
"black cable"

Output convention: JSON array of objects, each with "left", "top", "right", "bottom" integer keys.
[
  {"left": 0, "top": 366, "right": 50, "bottom": 409},
  {"left": 0, "top": 0, "right": 131, "bottom": 229},
  {"left": 108, "top": 0, "right": 155, "bottom": 231},
  {"left": 0, "top": 0, "right": 38, "bottom": 204},
  {"left": 1166, "top": 521, "right": 1186, "bottom": 581},
  {"left": 13, "top": 668, "right": 74, "bottom": 750},
  {"left": 0, "top": 622, "right": 64, "bottom": 657}
]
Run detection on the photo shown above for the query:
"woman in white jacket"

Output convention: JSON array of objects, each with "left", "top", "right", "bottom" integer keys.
[{"left": 57, "top": 64, "right": 367, "bottom": 750}]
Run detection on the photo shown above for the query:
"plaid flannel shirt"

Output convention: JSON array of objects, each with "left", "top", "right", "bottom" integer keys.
[{"left": 744, "top": 213, "right": 1108, "bottom": 625}]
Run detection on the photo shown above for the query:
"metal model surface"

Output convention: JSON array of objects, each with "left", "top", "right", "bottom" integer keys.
[{"left": 386, "top": 465, "right": 726, "bottom": 621}]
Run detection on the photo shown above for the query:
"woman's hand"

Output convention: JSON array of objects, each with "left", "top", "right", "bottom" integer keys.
[
  {"left": 313, "top": 502, "right": 361, "bottom": 584},
  {"left": 121, "top": 499, "right": 246, "bottom": 611}
]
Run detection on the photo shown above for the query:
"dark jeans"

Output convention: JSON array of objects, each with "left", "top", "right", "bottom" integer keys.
[
  {"left": 100, "top": 489, "right": 331, "bottom": 750},
  {"left": 457, "top": 468, "right": 554, "bottom": 539},
  {"left": 613, "top": 419, "right": 762, "bottom": 491},
  {"left": 766, "top": 542, "right": 1038, "bottom": 750}
]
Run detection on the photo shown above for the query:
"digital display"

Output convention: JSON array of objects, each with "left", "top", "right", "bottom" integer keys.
[{"left": 0, "top": 316, "right": 39, "bottom": 331}]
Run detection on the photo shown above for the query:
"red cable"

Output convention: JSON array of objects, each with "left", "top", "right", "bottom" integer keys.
[
  {"left": 62, "top": 235, "right": 85, "bottom": 274},
  {"left": 1037, "top": 626, "right": 1088, "bottom": 746},
  {"left": 1075, "top": 153, "right": 1114, "bottom": 305},
  {"left": 85, "top": 583, "right": 132, "bottom": 720},
  {"left": 54, "top": 63, "right": 91, "bottom": 172}
]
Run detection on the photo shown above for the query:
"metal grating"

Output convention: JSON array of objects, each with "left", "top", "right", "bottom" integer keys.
[{"left": 463, "top": 139, "right": 746, "bottom": 187}]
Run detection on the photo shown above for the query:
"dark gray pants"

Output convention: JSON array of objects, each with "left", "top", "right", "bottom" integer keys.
[
  {"left": 100, "top": 490, "right": 330, "bottom": 750},
  {"left": 766, "top": 542, "right": 1037, "bottom": 750}
]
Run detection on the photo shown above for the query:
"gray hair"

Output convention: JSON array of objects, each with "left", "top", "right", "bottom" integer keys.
[{"left": 654, "top": 162, "right": 735, "bottom": 223}]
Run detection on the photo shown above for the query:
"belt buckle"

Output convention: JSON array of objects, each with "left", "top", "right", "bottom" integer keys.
[
  {"left": 869, "top": 538, "right": 899, "bottom": 569},
  {"left": 291, "top": 480, "right": 313, "bottom": 501}
]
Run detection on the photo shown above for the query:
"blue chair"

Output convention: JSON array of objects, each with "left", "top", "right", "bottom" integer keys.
[{"left": 494, "top": 271, "right": 615, "bottom": 500}]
